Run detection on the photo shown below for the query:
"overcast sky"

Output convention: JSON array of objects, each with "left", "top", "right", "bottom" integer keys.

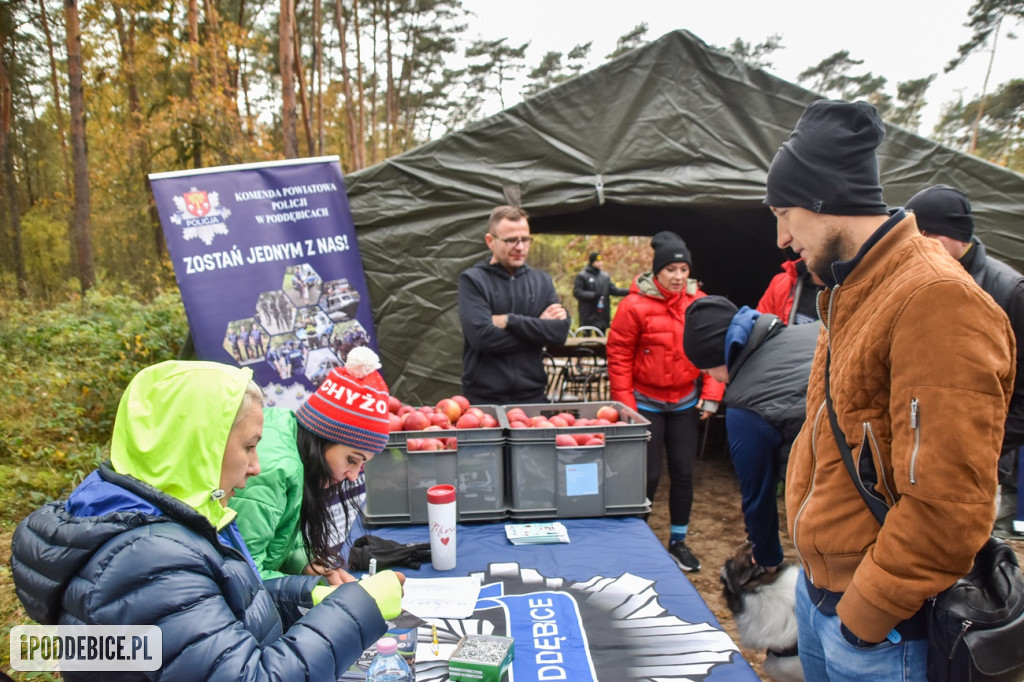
[{"left": 459, "top": 0, "right": 1023, "bottom": 134}]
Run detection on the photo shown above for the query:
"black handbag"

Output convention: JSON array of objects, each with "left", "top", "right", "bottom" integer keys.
[{"left": 824, "top": 352, "right": 1024, "bottom": 681}]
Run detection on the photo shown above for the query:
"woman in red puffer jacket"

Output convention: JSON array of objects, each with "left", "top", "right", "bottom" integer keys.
[{"left": 607, "top": 232, "right": 724, "bottom": 573}]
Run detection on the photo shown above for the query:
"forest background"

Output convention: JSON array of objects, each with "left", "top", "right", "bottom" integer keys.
[{"left": 0, "top": 0, "right": 1023, "bottom": 677}]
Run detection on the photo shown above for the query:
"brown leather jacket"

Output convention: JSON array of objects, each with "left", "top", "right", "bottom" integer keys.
[{"left": 786, "top": 213, "right": 1015, "bottom": 642}]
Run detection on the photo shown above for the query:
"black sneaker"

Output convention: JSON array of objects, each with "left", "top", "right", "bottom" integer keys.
[{"left": 668, "top": 541, "right": 701, "bottom": 572}]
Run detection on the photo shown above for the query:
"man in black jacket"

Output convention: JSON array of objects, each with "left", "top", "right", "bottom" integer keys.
[
  {"left": 573, "top": 252, "right": 629, "bottom": 334},
  {"left": 684, "top": 295, "right": 819, "bottom": 569},
  {"left": 905, "top": 184, "right": 1024, "bottom": 537},
  {"left": 457, "top": 206, "right": 570, "bottom": 404}
]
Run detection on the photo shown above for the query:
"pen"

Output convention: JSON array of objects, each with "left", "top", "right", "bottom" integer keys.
[
  {"left": 431, "top": 623, "right": 439, "bottom": 656},
  {"left": 369, "top": 558, "right": 377, "bottom": 576}
]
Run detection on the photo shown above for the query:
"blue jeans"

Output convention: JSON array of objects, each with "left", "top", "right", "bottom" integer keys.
[
  {"left": 725, "top": 407, "right": 784, "bottom": 567},
  {"left": 795, "top": 569, "right": 928, "bottom": 680}
]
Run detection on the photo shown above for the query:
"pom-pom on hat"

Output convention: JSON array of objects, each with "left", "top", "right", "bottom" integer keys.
[
  {"left": 683, "top": 296, "right": 739, "bottom": 370},
  {"left": 765, "top": 99, "right": 887, "bottom": 216},
  {"left": 904, "top": 184, "right": 974, "bottom": 242},
  {"left": 296, "top": 346, "right": 391, "bottom": 453}
]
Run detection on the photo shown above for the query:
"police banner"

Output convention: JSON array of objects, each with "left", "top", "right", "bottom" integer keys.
[{"left": 150, "top": 157, "right": 376, "bottom": 409}]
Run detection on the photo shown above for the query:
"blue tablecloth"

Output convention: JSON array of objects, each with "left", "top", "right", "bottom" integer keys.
[{"left": 361, "top": 516, "right": 759, "bottom": 681}]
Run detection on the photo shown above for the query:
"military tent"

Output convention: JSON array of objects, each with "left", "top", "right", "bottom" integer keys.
[{"left": 346, "top": 28, "right": 1024, "bottom": 403}]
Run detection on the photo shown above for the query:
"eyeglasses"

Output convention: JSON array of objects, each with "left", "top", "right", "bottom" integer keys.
[{"left": 493, "top": 235, "right": 533, "bottom": 246}]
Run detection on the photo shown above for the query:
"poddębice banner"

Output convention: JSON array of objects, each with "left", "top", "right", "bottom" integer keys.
[{"left": 150, "top": 156, "right": 377, "bottom": 410}]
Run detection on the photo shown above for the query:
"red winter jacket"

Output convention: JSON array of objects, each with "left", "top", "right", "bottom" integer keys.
[
  {"left": 606, "top": 272, "right": 725, "bottom": 410},
  {"left": 756, "top": 259, "right": 800, "bottom": 322}
]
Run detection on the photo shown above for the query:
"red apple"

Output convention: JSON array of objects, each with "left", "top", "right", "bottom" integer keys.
[
  {"left": 421, "top": 438, "right": 445, "bottom": 450},
  {"left": 407, "top": 438, "right": 423, "bottom": 451},
  {"left": 480, "top": 414, "right": 499, "bottom": 428},
  {"left": 444, "top": 437, "right": 458, "bottom": 450},
  {"left": 555, "top": 412, "right": 576, "bottom": 426},
  {"left": 388, "top": 413, "right": 404, "bottom": 432},
  {"left": 596, "top": 405, "right": 620, "bottom": 423},
  {"left": 402, "top": 411, "right": 430, "bottom": 431},
  {"left": 533, "top": 419, "right": 555, "bottom": 428},
  {"left": 418, "top": 405, "right": 434, "bottom": 414},
  {"left": 555, "top": 434, "right": 577, "bottom": 447},
  {"left": 549, "top": 415, "right": 569, "bottom": 427},
  {"left": 572, "top": 433, "right": 591, "bottom": 445},
  {"left": 595, "top": 418, "right": 612, "bottom": 426},
  {"left": 456, "top": 412, "right": 481, "bottom": 429},
  {"left": 388, "top": 396, "right": 404, "bottom": 414},
  {"left": 510, "top": 420, "right": 530, "bottom": 429},
  {"left": 466, "top": 406, "right": 486, "bottom": 420},
  {"left": 424, "top": 424, "right": 443, "bottom": 431},
  {"left": 398, "top": 405, "right": 414, "bottom": 417},
  {"left": 436, "top": 398, "right": 463, "bottom": 422},
  {"left": 506, "top": 407, "right": 529, "bottom": 423},
  {"left": 428, "top": 412, "right": 452, "bottom": 428},
  {"left": 452, "top": 395, "right": 471, "bottom": 413}
]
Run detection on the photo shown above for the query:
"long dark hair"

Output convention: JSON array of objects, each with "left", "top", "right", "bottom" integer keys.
[{"left": 295, "top": 424, "right": 353, "bottom": 570}]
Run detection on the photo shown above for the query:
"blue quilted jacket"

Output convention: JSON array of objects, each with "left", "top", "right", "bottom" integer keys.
[{"left": 10, "top": 361, "right": 387, "bottom": 680}]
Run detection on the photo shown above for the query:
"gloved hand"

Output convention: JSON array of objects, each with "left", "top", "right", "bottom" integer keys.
[{"left": 348, "top": 535, "right": 431, "bottom": 571}]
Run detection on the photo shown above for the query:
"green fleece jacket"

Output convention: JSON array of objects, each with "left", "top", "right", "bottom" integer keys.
[{"left": 230, "top": 408, "right": 308, "bottom": 580}]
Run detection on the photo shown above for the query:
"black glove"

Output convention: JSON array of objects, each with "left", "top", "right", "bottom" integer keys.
[{"left": 348, "top": 535, "right": 432, "bottom": 571}]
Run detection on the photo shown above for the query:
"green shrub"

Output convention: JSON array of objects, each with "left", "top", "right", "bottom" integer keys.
[{"left": 0, "top": 290, "right": 188, "bottom": 514}]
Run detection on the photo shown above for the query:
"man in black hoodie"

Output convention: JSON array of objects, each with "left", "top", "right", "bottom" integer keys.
[{"left": 457, "top": 206, "right": 571, "bottom": 404}]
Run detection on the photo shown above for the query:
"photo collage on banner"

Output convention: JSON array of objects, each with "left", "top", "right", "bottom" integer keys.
[{"left": 150, "top": 156, "right": 378, "bottom": 409}]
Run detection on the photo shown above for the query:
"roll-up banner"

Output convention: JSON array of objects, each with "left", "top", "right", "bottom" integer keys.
[{"left": 150, "top": 156, "right": 376, "bottom": 409}]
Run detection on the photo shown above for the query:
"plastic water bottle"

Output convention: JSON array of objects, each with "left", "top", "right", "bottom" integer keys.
[{"left": 366, "top": 637, "right": 412, "bottom": 681}]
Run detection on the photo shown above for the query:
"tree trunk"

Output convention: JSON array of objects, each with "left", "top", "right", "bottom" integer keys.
[
  {"left": 352, "top": 0, "right": 365, "bottom": 166},
  {"left": 188, "top": 0, "right": 202, "bottom": 167},
  {"left": 38, "top": 0, "right": 76, "bottom": 279},
  {"left": 279, "top": 0, "right": 298, "bottom": 158},
  {"left": 383, "top": 0, "right": 394, "bottom": 157},
  {"left": 64, "top": 0, "right": 94, "bottom": 292},
  {"left": 969, "top": 15, "right": 1001, "bottom": 155},
  {"left": 313, "top": 0, "right": 323, "bottom": 155},
  {"left": 292, "top": 16, "right": 314, "bottom": 155},
  {"left": 333, "top": 0, "right": 361, "bottom": 169},
  {"left": 112, "top": 5, "right": 162, "bottom": 260}
]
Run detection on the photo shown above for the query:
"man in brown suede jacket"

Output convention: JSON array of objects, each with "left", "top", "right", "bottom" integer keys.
[{"left": 765, "top": 99, "right": 1014, "bottom": 680}]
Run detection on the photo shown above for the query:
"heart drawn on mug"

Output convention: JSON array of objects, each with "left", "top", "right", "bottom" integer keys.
[{"left": 441, "top": 537, "right": 450, "bottom": 545}]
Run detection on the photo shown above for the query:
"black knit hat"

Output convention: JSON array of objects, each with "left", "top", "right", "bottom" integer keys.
[
  {"left": 589, "top": 252, "right": 601, "bottom": 265},
  {"left": 765, "top": 100, "right": 888, "bottom": 216},
  {"left": 904, "top": 184, "right": 974, "bottom": 242},
  {"left": 651, "top": 232, "right": 691, "bottom": 274},
  {"left": 683, "top": 296, "right": 739, "bottom": 369},
  {"left": 650, "top": 230, "right": 685, "bottom": 251}
]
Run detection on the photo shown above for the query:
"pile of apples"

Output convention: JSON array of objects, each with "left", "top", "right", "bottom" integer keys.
[
  {"left": 387, "top": 394, "right": 500, "bottom": 451},
  {"left": 506, "top": 405, "right": 623, "bottom": 448}
]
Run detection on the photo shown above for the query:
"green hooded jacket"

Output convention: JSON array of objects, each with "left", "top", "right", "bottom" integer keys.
[{"left": 110, "top": 360, "right": 252, "bottom": 530}]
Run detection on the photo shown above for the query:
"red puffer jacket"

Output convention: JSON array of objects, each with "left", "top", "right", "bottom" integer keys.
[
  {"left": 607, "top": 272, "right": 724, "bottom": 410},
  {"left": 756, "top": 259, "right": 800, "bottom": 321}
]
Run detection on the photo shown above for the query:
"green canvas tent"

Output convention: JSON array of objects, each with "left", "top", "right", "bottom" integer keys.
[{"left": 346, "top": 29, "right": 1024, "bottom": 404}]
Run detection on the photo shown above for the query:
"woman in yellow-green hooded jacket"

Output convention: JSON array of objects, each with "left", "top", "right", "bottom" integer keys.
[{"left": 11, "top": 360, "right": 403, "bottom": 681}]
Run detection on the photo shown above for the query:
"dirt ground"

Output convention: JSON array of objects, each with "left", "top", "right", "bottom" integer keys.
[{"left": 647, "top": 421, "right": 1024, "bottom": 681}]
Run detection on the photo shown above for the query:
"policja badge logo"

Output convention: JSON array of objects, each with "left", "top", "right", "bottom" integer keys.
[{"left": 170, "top": 186, "right": 232, "bottom": 245}]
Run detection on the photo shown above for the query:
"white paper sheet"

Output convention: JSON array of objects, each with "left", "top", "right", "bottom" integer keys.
[{"left": 401, "top": 576, "right": 482, "bottom": 619}]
